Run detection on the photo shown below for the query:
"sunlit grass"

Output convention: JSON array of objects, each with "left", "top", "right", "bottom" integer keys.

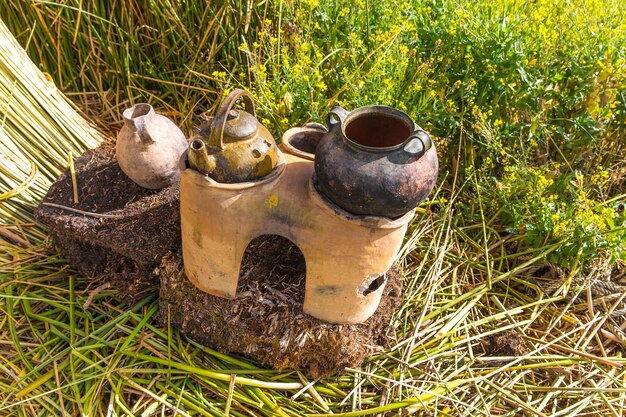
[{"left": 1, "top": 0, "right": 625, "bottom": 415}]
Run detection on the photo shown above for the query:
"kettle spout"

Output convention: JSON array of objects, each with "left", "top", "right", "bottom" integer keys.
[{"left": 188, "top": 139, "right": 216, "bottom": 175}]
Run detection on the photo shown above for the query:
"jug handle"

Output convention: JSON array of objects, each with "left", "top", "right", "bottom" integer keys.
[
  {"left": 208, "top": 89, "right": 256, "bottom": 150},
  {"left": 403, "top": 128, "right": 432, "bottom": 158},
  {"left": 135, "top": 117, "right": 152, "bottom": 143},
  {"left": 326, "top": 106, "right": 349, "bottom": 130}
]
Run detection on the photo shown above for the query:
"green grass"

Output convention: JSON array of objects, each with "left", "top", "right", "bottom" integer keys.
[{"left": 1, "top": 0, "right": 626, "bottom": 415}]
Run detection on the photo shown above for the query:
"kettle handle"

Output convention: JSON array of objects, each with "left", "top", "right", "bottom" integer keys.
[{"left": 208, "top": 89, "right": 256, "bottom": 150}]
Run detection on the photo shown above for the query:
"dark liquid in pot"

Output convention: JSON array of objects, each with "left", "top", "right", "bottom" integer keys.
[{"left": 345, "top": 114, "right": 411, "bottom": 148}]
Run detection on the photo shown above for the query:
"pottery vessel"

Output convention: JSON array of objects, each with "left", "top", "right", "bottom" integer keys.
[
  {"left": 314, "top": 105, "right": 438, "bottom": 218},
  {"left": 116, "top": 103, "right": 187, "bottom": 189},
  {"left": 280, "top": 122, "right": 326, "bottom": 161},
  {"left": 187, "top": 89, "right": 279, "bottom": 183}
]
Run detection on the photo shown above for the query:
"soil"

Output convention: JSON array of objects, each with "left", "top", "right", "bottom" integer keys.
[
  {"left": 158, "top": 235, "right": 403, "bottom": 378},
  {"left": 35, "top": 142, "right": 181, "bottom": 303},
  {"left": 481, "top": 331, "right": 528, "bottom": 357}
]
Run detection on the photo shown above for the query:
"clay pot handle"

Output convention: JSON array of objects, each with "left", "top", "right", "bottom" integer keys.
[
  {"left": 208, "top": 89, "right": 256, "bottom": 150},
  {"left": 403, "top": 128, "right": 432, "bottom": 158},
  {"left": 326, "top": 106, "right": 349, "bottom": 130}
]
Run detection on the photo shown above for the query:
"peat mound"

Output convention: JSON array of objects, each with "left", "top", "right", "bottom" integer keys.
[
  {"left": 35, "top": 143, "right": 180, "bottom": 302},
  {"left": 158, "top": 237, "right": 402, "bottom": 378}
]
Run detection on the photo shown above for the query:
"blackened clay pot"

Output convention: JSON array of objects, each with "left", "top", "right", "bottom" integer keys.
[
  {"left": 314, "top": 105, "right": 438, "bottom": 218},
  {"left": 116, "top": 103, "right": 187, "bottom": 189}
]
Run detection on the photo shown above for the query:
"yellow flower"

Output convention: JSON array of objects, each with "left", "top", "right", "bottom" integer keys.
[{"left": 281, "top": 92, "right": 294, "bottom": 114}]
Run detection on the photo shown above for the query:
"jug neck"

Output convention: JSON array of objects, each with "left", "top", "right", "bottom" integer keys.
[{"left": 123, "top": 103, "right": 156, "bottom": 142}]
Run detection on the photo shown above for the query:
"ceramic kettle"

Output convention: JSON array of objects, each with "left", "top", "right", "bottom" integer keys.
[
  {"left": 116, "top": 103, "right": 187, "bottom": 189},
  {"left": 187, "top": 89, "right": 279, "bottom": 183},
  {"left": 314, "top": 105, "right": 438, "bottom": 218}
]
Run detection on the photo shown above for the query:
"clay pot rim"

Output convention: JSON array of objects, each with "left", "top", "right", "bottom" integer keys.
[
  {"left": 280, "top": 123, "right": 327, "bottom": 161},
  {"left": 180, "top": 150, "right": 287, "bottom": 190},
  {"left": 308, "top": 174, "right": 415, "bottom": 229},
  {"left": 340, "top": 105, "right": 416, "bottom": 153}
]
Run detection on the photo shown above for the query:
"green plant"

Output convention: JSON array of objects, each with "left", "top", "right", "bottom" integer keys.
[
  {"left": 2, "top": 0, "right": 626, "bottom": 415},
  {"left": 490, "top": 163, "right": 626, "bottom": 267}
]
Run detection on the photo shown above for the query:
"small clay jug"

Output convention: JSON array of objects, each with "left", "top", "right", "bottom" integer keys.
[
  {"left": 116, "top": 103, "right": 187, "bottom": 189},
  {"left": 187, "top": 89, "right": 279, "bottom": 183},
  {"left": 314, "top": 105, "right": 438, "bottom": 218}
]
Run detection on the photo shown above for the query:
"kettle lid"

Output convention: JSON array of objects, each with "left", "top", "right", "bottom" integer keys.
[{"left": 223, "top": 109, "right": 257, "bottom": 141}]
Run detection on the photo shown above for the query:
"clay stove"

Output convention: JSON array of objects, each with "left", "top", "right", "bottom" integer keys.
[{"left": 179, "top": 125, "right": 414, "bottom": 324}]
